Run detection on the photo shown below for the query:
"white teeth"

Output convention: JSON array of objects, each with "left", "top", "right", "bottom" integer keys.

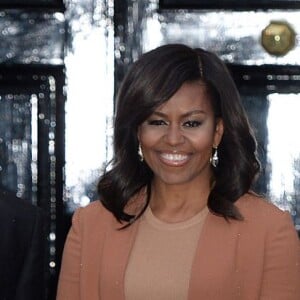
[{"left": 161, "top": 153, "right": 188, "bottom": 161}]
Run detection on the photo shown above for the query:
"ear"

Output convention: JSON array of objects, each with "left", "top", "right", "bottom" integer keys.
[
  {"left": 137, "top": 126, "right": 141, "bottom": 142},
  {"left": 213, "top": 118, "right": 224, "bottom": 147}
]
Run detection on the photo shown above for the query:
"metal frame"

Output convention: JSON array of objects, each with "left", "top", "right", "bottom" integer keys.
[
  {"left": 159, "top": 0, "right": 300, "bottom": 10},
  {"left": 0, "top": 0, "right": 65, "bottom": 11}
]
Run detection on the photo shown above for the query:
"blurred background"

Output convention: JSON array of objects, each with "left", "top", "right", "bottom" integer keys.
[{"left": 0, "top": 0, "right": 300, "bottom": 298}]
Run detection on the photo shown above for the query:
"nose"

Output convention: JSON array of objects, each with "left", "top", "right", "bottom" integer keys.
[{"left": 164, "top": 124, "right": 185, "bottom": 146}]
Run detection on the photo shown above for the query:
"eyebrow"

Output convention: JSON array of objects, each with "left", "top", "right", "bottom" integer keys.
[{"left": 152, "top": 110, "right": 206, "bottom": 118}]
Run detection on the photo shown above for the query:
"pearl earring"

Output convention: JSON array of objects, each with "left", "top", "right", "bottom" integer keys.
[
  {"left": 138, "top": 143, "right": 144, "bottom": 161},
  {"left": 210, "top": 147, "right": 218, "bottom": 168}
]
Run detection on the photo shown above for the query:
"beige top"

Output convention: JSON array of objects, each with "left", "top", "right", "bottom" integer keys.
[{"left": 124, "top": 206, "right": 209, "bottom": 300}]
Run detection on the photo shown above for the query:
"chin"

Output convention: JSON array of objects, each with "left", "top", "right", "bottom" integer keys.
[{"left": 156, "top": 174, "right": 196, "bottom": 186}]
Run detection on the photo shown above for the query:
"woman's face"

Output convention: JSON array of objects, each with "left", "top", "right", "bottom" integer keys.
[{"left": 138, "top": 80, "right": 223, "bottom": 188}]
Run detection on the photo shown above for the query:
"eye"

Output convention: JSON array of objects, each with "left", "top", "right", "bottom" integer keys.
[
  {"left": 183, "top": 120, "right": 202, "bottom": 128},
  {"left": 147, "top": 119, "right": 168, "bottom": 126}
]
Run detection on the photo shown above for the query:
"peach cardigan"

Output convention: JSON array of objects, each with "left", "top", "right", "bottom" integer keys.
[{"left": 57, "top": 194, "right": 300, "bottom": 300}]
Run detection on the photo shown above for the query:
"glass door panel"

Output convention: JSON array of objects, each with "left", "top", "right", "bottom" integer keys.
[{"left": 231, "top": 65, "right": 300, "bottom": 232}]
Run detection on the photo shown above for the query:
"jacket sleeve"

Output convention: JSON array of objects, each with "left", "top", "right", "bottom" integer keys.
[
  {"left": 56, "top": 207, "right": 83, "bottom": 300},
  {"left": 260, "top": 211, "right": 300, "bottom": 300},
  {"left": 15, "top": 207, "right": 46, "bottom": 300}
]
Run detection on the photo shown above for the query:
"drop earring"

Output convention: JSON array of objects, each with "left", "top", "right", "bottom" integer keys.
[
  {"left": 210, "top": 147, "right": 218, "bottom": 168},
  {"left": 138, "top": 143, "right": 144, "bottom": 161}
]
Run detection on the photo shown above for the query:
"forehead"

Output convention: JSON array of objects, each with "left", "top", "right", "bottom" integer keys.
[{"left": 156, "top": 81, "right": 213, "bottom": 114}]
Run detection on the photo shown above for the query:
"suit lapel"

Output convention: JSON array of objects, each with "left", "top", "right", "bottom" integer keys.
[
  {"left": 188, "top": 212, "right": 241, "bottom": 300},
  {"left": 99, "top": 217, "right": 140, "bottom": 300}
]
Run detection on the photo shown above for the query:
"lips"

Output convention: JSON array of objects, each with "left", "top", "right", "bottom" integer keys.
[{"left": 159, "top": 152, "right": 190, "bottom": 166}]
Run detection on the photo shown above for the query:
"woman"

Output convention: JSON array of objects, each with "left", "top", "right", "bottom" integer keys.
[{"left": 57, "top": 44, "right": 300, "bottom": 299}]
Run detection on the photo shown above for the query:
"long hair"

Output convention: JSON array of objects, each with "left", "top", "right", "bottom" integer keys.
[{"left": 98, "top": 44, "right": 260, "bottom": 224}]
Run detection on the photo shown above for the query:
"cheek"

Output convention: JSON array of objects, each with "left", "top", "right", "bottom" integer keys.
[
  {"left": 139, "top": 128, "right": 164, "bottom": 147},
  {"left": 193, "top": 140, "right": 214, "bottom": 153},
  {"left": 188, "top": 129, "right": 216, "bottom": 150}
]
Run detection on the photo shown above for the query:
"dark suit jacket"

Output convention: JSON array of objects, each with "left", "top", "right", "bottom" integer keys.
[{"left": 0, "top": 189, "right": 46, "bottom": 300}]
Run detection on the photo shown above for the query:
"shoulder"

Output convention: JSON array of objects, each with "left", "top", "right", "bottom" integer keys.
[
  {"left": 235, "top": 193, "right": 297, "bottom": 238},
  {"left": 71, "top": 200, "right": 116, "bottom": 229},
  {"left": 235, "top": 194, "right": 300, "bottom": 295},
  {"left": 0, "top": 191, "right": 45, "bottom": 255},
  {"left": 74, "top": 200, "right": 112, "bottom": 218},
  {"left": 0, "top": 189, "right": 42, "bottom": 222},
  {"left": 236, "top": 193, "right": 289, "bottom": 220},
  {"left": 64, "top": 201, "right": 119, "bottom": 258}
]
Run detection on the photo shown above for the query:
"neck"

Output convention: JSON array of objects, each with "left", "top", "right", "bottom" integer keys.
[{"left": 149, "top": 180, "right": 210, "bottom": 223}]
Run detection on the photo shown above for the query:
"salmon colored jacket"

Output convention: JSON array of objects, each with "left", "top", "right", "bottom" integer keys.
[{"left": 57, "top": 193, "right": 300, "bottom": 300}]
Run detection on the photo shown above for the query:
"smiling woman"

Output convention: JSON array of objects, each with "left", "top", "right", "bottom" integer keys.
[
  {"left": 137, "top": 81, "right": 223, "bottom": 199},
  {"left": 57, "top": 44, "right": 300, "bottom": 300}
]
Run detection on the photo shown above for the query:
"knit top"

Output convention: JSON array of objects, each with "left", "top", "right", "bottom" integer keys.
[{"left": 124, "top": 205, "right": 209, "bottom": 300}]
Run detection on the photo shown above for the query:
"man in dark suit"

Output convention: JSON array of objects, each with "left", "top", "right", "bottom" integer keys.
[{"left": 0, "top": 188, "right": 46, "bottom": 300}]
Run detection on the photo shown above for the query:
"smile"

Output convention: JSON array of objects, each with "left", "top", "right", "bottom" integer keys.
[{"left": 160, "top": 152, "right": 189, "bottom": 166}]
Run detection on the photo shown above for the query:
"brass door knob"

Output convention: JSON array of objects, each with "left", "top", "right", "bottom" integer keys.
[{"left": 261, "top": 21, "right": 295, "bottom": 56}]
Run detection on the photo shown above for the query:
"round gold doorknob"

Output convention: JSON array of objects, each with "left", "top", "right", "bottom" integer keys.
[{"left": 261, "top": 21, "right": 296, "bottom": 56}]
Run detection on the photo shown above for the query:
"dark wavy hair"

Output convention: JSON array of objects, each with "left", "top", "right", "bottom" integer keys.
[{"left": 98, "top": 44, "right": 260, "bottom": 225}]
